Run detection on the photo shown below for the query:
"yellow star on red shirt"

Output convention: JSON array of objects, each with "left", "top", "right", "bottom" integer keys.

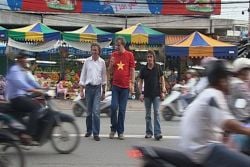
[{"left": 117, "top": 61, "right": 125, "bottom": 70}]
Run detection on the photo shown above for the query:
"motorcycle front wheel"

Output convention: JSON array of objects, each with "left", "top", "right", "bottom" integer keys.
[
  {"left": 0, "top": 140, "right": 25, "bottom": 167},
  {"left": 51, "top": 121, "right": 80, "bottom": 154}
]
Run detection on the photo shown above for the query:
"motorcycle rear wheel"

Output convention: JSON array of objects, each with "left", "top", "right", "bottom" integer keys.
[
  {"left": 0, "top": 140, "right": 25, "bottom": 167},
  {"left": 72, "top": 104, "right": 84, "bottom": 117},
  {"left": 162, "top": 107, "right": 174, "bottom": 121},
  {"left": 51, "top": 121, "right": 80, "bottom": 154}
]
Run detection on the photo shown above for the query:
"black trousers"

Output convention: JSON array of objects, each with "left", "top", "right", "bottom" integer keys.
[{"left": 10, "top": 96, "right": 41, "bottom": 136}]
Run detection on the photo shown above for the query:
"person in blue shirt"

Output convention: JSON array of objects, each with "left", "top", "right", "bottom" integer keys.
[{"left": 6, "top": 51, "right": 42, "bottom": 141}]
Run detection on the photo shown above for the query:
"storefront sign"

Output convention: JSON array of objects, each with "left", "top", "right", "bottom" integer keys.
[{"left": 1, "top": 0, "right": 221, "bottom": 15}]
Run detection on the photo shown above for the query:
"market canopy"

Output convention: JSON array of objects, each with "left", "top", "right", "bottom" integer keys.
[
  {"left": 63, "top": 24, "right": 113, "bottom": 43},
  {"left": 115, "top": 23, "right": 165, "bottom": 45},
  {"left": 0, "top": 26, "right": 7, "bottom": 40},
  {"left": 166, "top": 31, "right": 237, "bottom": 58},
  {"left": 8, "top": 23, "right": 61, "bottom": 42}
]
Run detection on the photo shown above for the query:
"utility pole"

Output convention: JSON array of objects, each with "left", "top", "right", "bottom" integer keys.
[
  {"left": 41, "top": 14, "right": 44, "bottom": 23},
  {"left": 125, "top": 15, "right": 128, "bottom": 29},
  {"left": 248, "top": 1, "right": 250, "bottom": 41}
]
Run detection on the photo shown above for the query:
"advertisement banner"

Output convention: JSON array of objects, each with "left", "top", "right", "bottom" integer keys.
[
  {"left": 82, "top": 0, "right": 221, "bottom": 15},
  {"left": 162, "top": 0, "right": 221, "bottom": 15},
  {"left": 0, "top": 0, "right": 221, "bottom": 15},
  {"left": 0, "top": 0, "right": 22, "bottom": 10},
  {"left": 22, "top": 0, "right": 82, "bottom": 13}
]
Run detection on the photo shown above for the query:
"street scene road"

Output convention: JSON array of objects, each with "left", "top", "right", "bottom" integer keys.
[{"left": 25, "top": 99, "right": 181, "bottom": 167}]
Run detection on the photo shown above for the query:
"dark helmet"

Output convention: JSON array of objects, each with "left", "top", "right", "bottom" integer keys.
[{"left": 206, "top": 60, "right": 232, "bottom": 86}]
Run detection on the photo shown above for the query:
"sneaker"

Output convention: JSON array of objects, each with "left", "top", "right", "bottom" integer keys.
[
  {"left": 93, "top": 136, "right": 100, "bottom": 141},
  {"left": 118, "top": 134, "right": 124, "bottom": 140},
  {"left": 155, "top": 134, "right": 163, "bottom": 141},
  {"left": 85, "top": 133, "right": 91, "bottom": 137},
  {"left": 109, "top": 131, "right": 115, "bottom": 139},
  {"left": 145, "top": 134, "right": 152, "bottom": 139}
]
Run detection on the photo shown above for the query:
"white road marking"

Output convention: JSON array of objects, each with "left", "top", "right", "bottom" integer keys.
[
  {"left": 53, "top": 133, "right": 180, "bottom": 139},
  {"left": 80, "top": 134, "right": 180, "bottom": 139}
]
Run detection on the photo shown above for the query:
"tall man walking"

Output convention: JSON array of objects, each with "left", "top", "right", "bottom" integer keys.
[
  {"left": 79, "top": 43, "right": 107, "bottom": 141},
  {"left": 108, "top": 37, "right": 135, "bottom": 140}
]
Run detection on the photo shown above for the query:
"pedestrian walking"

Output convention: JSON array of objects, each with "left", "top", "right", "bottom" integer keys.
[
  {"left": 138, "top": 50, "right": 166, "bottom": 140},
  {"left": 79, "top": 43, "right": 107, "bottom": 141},
  {"left": 108, "top": 37, "right": 135, "bottom": 140}
]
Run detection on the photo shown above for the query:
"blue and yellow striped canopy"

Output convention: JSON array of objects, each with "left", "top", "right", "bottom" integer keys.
[{"left": 166, "top": 31, "right": 237, "bottom": 58}]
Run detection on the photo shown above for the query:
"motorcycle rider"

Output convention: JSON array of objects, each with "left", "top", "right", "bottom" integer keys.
[
  {"left": 178, "top": 69, "right": 198, "bottom": 112},
  {"left": 6, "top": 51, "right": 43, "bottom": 143},
  {"left": 180, "top": 59, "right": 250, "bottom": 167},
  {"left": 228, "top": 58, "right": 250, "bottom": 154}
]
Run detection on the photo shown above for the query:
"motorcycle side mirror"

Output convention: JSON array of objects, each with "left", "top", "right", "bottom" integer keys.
[{"left": 234, "top": 99, "right": 247, "bottom": 109}]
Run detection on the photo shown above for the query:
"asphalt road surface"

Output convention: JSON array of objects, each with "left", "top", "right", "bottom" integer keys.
[{"left": 24, "top": 100, "right": 182, "bottom": 167}]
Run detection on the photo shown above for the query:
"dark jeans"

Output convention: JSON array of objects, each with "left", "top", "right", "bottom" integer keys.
[
  {"left": 144, "top": 96, "right": 161, "bottom": 136},
  {"left": 10, "top": 96, "right": 41, "bottom": 136},
  {"left": 85, "top": 84, "right": 101, "bottom": 136},
  {"left": 203, "top": 144, "right": 250, "bottom": 167},
  {"left": 110, "top": 85, "right": 129, "bottom": 135}
]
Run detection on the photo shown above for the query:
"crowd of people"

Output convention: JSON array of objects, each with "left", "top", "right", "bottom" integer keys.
[{"left": 0, "top": 36, "right": 250, "bottom": 166}]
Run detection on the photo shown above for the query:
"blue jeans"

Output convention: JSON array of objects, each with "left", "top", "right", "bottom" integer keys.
[
  {"left": 110, "top": 85, "right": 129, "bottom": 135},
  {"left": 85, "top": 84, "right": 101, "bottom": 136},
  {"left": 203, "top": 144, "right": 250, "bottom": 167},
  {"left": 144, "top": 97, "right": 161, "bottom": 136}
]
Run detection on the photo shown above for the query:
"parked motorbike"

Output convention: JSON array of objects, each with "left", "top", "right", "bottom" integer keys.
[
  {"left": 0, "top": 92, "right": 81, "bottom": 154},
  {"left": 0, "top": 113, "right": 26, "bottom": 167},
  {"left": 72, "top": 91, "right": 112, "bottom": 117},
  {"left": 128, "top": 145, "right": 202, "bottom": 167}
]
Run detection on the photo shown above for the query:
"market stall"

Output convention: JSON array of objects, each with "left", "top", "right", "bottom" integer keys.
[
  {"left": 115, "top": 23, "right": 166, "bottom": 70},
  {"left": 7, "top": 23, "right": 62, "bottom": 96},
  {"left": 165, "top": 31, "right": 237, "bottom": 58},
  {"left": 165, "top": 31, "right": 238, "bottom": 80}
]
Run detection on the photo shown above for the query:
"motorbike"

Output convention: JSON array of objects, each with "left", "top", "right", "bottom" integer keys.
[
  {"left": 0, "top": 112, "right": 26, "bottom": 167},
  {"left": 128, "top": 145, "right": 202, "bottom": 167},
  {"left": 161, "top": 84, "right": 186, "bottom": 121},
  {"left": 0, "top": 92, "right": 81, "bottom": 154},
  {"left": 161, "top": 84, "right": 196, "bottom": 121},
  {"left": 72, "top": 91, "right": 112, "bottom": 117}
]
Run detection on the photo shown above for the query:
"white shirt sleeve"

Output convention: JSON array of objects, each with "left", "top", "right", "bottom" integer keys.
[
  {"left": 101, "top": 60, "right": 107, "bottom": 85},
  {"left": 79, "top": 62, "right": 87, "bottom": 86}
]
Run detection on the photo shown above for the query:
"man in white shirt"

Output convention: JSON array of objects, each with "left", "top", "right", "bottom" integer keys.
[
  {"left": 180, "top": 60, "right": 250, "bottom": 167},
  {"left": 79, "top": 43, "right": 107, "bottom": 141}
]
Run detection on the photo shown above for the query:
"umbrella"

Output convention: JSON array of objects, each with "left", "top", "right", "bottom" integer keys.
[
  {"left": 0, "top": 26, "right": 7, "bottom": 40},
  {"left": 8, "top": 23, "right": 61, "bottom": 42},
  {"left": 115, "top": 23, "right": 165, "bottom": 45},
  {"left": 166, "top": 31, "right": 237, "bottom": 58},
  {"left": 63, "top": 24, "right": 113, "bottom": 43}
]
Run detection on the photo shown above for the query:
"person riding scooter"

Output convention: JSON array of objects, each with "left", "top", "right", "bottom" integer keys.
[
  {"left": 180, "top": 59, "right": 250, "bottom": 167},
  {"left": 228, "top": 58, "right": 250, "bottom": 154},
  {"left": 6, "top": 51, "right": 43, "bottom": 143}
]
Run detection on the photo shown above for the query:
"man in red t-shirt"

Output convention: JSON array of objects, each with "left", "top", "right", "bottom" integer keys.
[{"left": 108, "top": 37, "right": 135, "bottom": 140}]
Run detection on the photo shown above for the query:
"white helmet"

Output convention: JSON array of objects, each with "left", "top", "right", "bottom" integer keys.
[
  {"left": 232, "top": 58, "right": 250, "bottom": 73},
  {"left": 201, "top": 57, "right": 218, "bottom": 68}
]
